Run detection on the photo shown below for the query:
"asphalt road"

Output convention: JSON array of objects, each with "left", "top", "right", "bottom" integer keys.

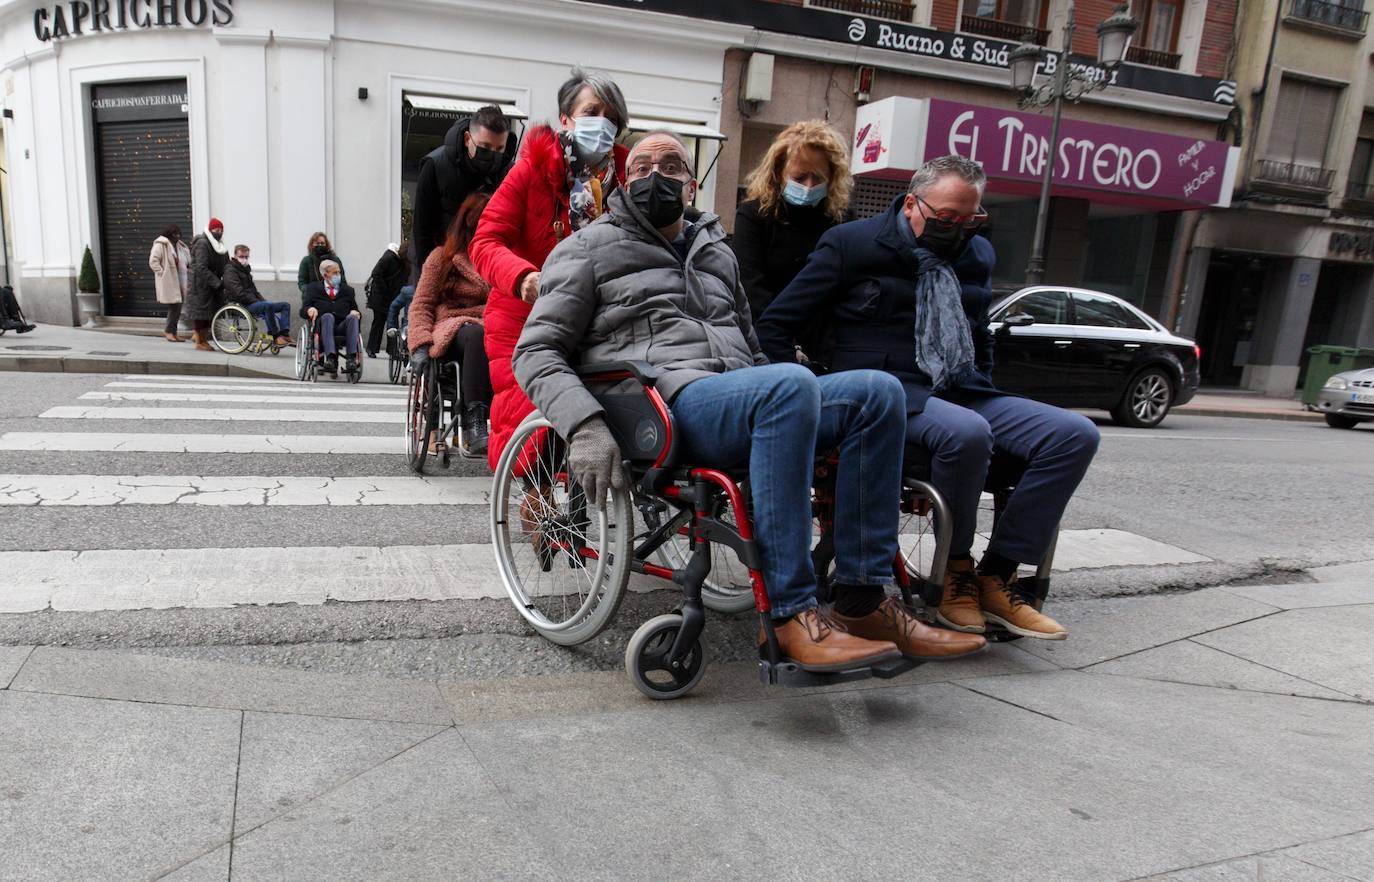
[{"left": 2, "top": 370, "right": 1371, "bottom": 679}]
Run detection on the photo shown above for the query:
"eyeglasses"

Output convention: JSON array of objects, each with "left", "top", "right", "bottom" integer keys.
[
  {"left": 916, "top": 195, "right": 989, "bottom": 232},
  {"left": 627, "top": 156, "right": 690, "bottom": 179}
]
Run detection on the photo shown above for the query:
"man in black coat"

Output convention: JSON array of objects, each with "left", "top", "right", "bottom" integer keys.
[
  {"left": 301, "top": 259, "right": 362, "bottom": 376},
  {"left": 364, "top": 242, "right": 408, "bottom": 357},
  {"left": 757, "top": 155, "right": 1099, "bottom": 642},
  {"left": 410, "top": 106, "right": 515, "bottom": 280},
  {"left": 0, "top": 286, "right": 35, "bottom": 333}
]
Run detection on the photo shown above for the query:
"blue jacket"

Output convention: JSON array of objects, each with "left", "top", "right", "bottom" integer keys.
[{"left": 756, "top": 197, "right": 1000, "bottom": 416}]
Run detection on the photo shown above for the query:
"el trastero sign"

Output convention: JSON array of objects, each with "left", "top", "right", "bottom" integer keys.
[{"left": 35, "top": 0, "right": 234, "bottom": 42}]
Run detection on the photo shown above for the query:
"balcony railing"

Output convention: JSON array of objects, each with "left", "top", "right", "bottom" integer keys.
[
  {"left": 1287, "top": 0, "right": 1369, "bottom": 34},
  {"left": 1125, "top": 44, "right": 1182, "bottom": 69},
  {"left": 1344, "top": 181, "right": 1374, "bottom": 208},
  {"left": 1253, "top": 158, "right": 1336, "bottom": 192},
  {"left": 961, "top": 14, "right": 1050, "bottom": 44},
  {"left": 808, "top": 0, "right": 915, "bottom": 22}
]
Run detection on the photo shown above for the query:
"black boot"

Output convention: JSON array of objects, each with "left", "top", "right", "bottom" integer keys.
[
  {"left": 324, "top": 353, "right": 339, "bottom": 375},
  {"left": 461, "top": 402, "right": 489, "bottom": 458}
]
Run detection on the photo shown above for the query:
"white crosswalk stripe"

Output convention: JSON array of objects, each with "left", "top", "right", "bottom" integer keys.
[
  {"left": 0, "top": 474, "right": 488, "bottom": 506},
  {"left": 80, "top": 391, "right": 407, "bottom": 407},
  {"left": 105, "top": 380, "right": 406, "bottom": 397},
  {"left": 0, "top": 432, "right": 400, "bottom": 454},
  {"left": 41, "top": 406, "right": 400, "bottom": 423}
]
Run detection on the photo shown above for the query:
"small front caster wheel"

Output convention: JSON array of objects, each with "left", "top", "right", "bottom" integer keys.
[{"left": 624, "top": 613, "right": 706, "bottom": 700}]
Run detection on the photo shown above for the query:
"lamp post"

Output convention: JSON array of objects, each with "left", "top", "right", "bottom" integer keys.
[{"left": 1009, "top": 3, "right": 1138, "bottom": 285}]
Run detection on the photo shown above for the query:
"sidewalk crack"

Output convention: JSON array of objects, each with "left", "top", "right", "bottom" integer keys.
[
  {"left": 951, "top": 681, "right": 1072, "bottom": 724},
  {"left": 1076, "top": 607, "right": 1288, "bottom": 671}
]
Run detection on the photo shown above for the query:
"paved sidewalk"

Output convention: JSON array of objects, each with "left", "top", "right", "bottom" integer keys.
[
  {"left": 1176, "top": 388, "right": 1322, "bottom": 422},
  {"left": 2, "top": 568, "right": 1371, "bottom": 881}
]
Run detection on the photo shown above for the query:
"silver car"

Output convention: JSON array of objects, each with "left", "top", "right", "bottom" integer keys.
[{"left": 1315, "top": 367, "right": 1374, "bottom": 428}]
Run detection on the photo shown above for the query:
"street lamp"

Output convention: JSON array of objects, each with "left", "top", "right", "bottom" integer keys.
[{"left": 1009, "top": 2, "right": 1137, "bottom": 285}]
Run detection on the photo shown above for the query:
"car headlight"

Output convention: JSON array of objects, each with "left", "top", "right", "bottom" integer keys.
[{"left": 1324, "top": 376, "right": 1349, "bottom": 390}]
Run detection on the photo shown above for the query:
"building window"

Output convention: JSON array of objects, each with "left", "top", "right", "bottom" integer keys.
[
  {"left": 1126, "top": 0, "right": 1184, "bottom": 68},
  {"left": 1287, "top": 0, "right": 1369, "bottom": 35},
  {"left": 1256, "top": 77, "right": 1341, "bottom": 192},
  {"left": 806, "top": 0, "right": 916, "bottom": 23},
  {"left": 1346, "top": 136, "right": 1374, "bottom": 204},
  {"left": 961, "top": 0, "right": 1049, "bottom": 43}
]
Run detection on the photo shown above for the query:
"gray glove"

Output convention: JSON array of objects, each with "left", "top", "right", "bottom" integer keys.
[
  {"left": 409, "top": 345, "right": 430, "bottom": 372},
  {"left": 567, "top": 416, "right": 626, "bottom": 508}
]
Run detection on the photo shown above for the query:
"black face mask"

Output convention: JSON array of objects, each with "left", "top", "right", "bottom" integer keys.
[
  {"left": 916, "top": 221, "right": 967, "bottom": 261},
  {"left": 628, "top": 172, "right": 685, "bottom": 229},
  {"left": 468, "top": 145, "right": 503, "bottom": 174},
  {"left": 313, "top": 245, "right": 329, "bottom": 258}
]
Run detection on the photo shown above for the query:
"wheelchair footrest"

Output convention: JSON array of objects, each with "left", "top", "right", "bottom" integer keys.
[{"left": 758, "top": 656, "right": 918, "bottom": 688}]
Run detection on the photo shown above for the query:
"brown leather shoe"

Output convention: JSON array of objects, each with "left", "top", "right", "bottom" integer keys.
[
  {"left": 164, "top": 332, "right": 185, "bottom": 343},
  {"left": 935, "top": 557, "right": 986, "bottom": 633},
  {"left": 979, "top": 573, "right": 1068, "bottom": 640},
  {"left": 832, "top": 598, "right": 987, "bottom": 660},
  {"left": 761, "top": 608, "right": 900, "bottom": 672}
]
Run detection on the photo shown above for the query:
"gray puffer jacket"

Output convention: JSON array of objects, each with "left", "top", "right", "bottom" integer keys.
[{"left": 513, "top": 187, "right": 767, "bottom": 440}]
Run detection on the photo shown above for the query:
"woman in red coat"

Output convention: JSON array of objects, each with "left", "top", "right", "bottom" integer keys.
[{"left": 469, "top": 67, "right": 630, "bottom": 472}]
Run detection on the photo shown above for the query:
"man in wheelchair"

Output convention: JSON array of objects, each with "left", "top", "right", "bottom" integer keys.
[
  {"left": 301, "top": 259, "right": 362, "bottom": 377},
  {"left": 757, "top": 155, "right": 1100, "bottom": 640},
  {"left": 513, "top": 131, "right": 985, "bottom": 672}
]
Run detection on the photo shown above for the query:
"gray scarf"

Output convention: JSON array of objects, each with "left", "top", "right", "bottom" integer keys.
[{"left": 911, "top": 245, "right": 976, "bottom": 392}]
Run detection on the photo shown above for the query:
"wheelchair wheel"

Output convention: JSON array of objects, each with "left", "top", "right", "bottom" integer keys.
[
  {"left": 405, "top": 365, "right": 433, "bottom": 474},
  {"left": 652, "top": 503, "right": 755, "bottom": 615},
  {"left": 897, "top": 479, "right": 952, "bottom": 608},
  {"left": 491, "top": 412, "right": 633, "bottom": 646},
  {"left": 210, "top": 305, "right": 254, "bottom": 355},
  {"left": 388, "top": 344, "right": 404, "bottom": 385},
  {"left": 294, "top": 324, "right": 311, "bottom": 380},
  {"left": 625, "top": 613, "right": 706, "bottom": 700}
]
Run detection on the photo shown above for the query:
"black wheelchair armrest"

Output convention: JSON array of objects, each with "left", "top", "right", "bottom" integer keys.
[{"left": 576, "top": 360, "right": 662, "bottom": 387}]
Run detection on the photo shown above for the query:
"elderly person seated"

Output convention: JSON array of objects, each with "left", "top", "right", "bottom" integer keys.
[
  {"left": 300, "top": 259, "right": 361, "bottom": 376},
  {"left": 512, "top": 130, "right": 986, "bottom": 672},
  {"left": 223, "top": 244, "right": 293, "bottom": 348}
]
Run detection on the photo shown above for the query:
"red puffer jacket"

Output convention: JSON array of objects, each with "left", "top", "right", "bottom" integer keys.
[{"left": 470, "top": 125, "right": 628, "bottom": 471}]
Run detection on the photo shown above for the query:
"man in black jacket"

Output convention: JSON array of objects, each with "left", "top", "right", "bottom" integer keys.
[
  {"left": 301, "top": 260, "right": 361, "bottom": 376},
  {"left": 224, "top": 245, "right": 292, "bottom": 347},
  {"left": 410, "top": 106, "right": 515, "bottom": 279},
  {"left": 364, "top": 242, "right": 408, "bottom": 357}
]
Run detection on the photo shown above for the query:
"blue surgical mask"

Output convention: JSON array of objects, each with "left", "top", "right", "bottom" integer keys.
[
  {"left": 572, "top": 116, "right": 618, "bottom": 163},
  {"left": 782, "top": 179, "right": 827, "bottom": 208}
]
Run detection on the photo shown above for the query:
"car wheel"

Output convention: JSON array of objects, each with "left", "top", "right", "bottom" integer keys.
[
  {"left": 1111, "top": 367, "right": 1174, "bottom": 428},
  {"left": 1324, "top": 413, "right": 1361, "bottom": 429}
]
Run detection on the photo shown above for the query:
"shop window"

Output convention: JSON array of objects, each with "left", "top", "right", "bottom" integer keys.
[
  {"left": 1126, "top": 0, "right": 1184, "bottom": 69},
  {"left": 962, "top": 0, "right": 1049, "bottom": 43},
  {"left": 1258, "top": 77, "right": 1341, "bottom": 191}
]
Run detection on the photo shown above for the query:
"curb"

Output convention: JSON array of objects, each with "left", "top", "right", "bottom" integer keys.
[
  {"left": 0, "top": 354, "right": 287, "bottom": 380},
  {"left": 1174, "top": 405, "right": 1323, "bottom": 423}
]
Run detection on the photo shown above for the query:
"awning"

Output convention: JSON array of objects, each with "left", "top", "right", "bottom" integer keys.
[
  {"left": 626, "top": 117, "right": 727, "bottom": 141},
  {"left": 404, "top": 94, "right": 527, "bottom": 120}
]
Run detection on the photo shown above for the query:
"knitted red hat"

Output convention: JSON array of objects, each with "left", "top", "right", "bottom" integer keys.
[{"left": 208, "top": 217, "right": 224, "bottom": 233}]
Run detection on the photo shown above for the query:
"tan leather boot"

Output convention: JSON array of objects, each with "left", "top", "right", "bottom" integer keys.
[
  {"left": 762, "top": 608, "right": 900, "bottom": 672},
  {"left": 935, "top": 557, "right": 986, "bottom": 633},
  {"left": 979, "top": 573, "right": 1067, "bottom": 640},
  {"left": 832, "top": 598, "right": 987, "bottom": 660}
]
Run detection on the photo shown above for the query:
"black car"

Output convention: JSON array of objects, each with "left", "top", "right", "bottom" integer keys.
[{"left": 989, "top": 287, "right": 1201, "bottom": 428}]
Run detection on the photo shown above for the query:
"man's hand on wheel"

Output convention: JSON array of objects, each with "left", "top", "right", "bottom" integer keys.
[
  {"left": 567, "top": 416, "right": 626, "bottom": 509},
  {"left": 409, "top": 346, "right": 430, "bottom": 373}
]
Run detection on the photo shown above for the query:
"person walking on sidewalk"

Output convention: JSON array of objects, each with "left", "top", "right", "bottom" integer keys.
[
  {"left": 408, "top": 192, "right": 494, "bottom": 459},
  {"left": 186, "top": 218, "right": 229, "bottom": 351},
  {"left": 298, "top": 232, "right": 346, "bottom": 295},
  {"left": 757, "top": 155, "right": 1100, "bottom": 641},
  {"left": 301, "top": 260, "right": 361, "bottom": 377},
  {"left": 223, "top": 244, "right": 293, "bottom": 348},
  {"left": 364, "top": 241, "right": 409, "bottom": 358},
  {"left": 149, "top": 224, "right": 191, "bottom": 343}
]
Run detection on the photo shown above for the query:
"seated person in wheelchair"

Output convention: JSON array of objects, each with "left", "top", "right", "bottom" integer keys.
[
  {"left": 408, "top": 192, "right": 495, "bottom": 458},
  {"left": 0, "top": 285, "right": 36, "bottom": 334},
  {"left": 513, "top": 131, "right": 985, "bottom": 671},
  {"left": 223, "top": 244, "right": 293, "bottom": 348},
  {"left": 756, "top": 155, "right": 1100, "bottom": 640},
  {"left": 385, "top": 285, "right": 415, "bottom": 342},
  {"left": 300, "top": 259, "right": 362, "bottom": 376}
]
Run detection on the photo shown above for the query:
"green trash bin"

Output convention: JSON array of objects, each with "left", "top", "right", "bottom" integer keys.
[{"left": 1303, "top": 345, "right": 1374, "bottom": 406}]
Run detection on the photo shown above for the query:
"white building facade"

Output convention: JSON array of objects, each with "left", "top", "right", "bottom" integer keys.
[{"left": 0, "top": 0, "right": 743, "bottom": 325}]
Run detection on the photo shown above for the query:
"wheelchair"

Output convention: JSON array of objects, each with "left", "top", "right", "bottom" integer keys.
[
  {"left": 405, "top": 355, "right": 464, "bottom": 472},
  {"left": 293, "top": 316, "right": 363, "bottom": 383},
  {"left": 209, "top": 303, "right": 282, "bottom": 356},
  {"left": 387, "top": 307, "right": 409, "bottom": 386}
]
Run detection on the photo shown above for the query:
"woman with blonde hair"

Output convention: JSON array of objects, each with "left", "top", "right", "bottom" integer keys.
[{"left": 732, "top": 120, "right": 853, "bottom": 335}]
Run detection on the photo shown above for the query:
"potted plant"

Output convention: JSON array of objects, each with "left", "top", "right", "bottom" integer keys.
[{"left": 76, "top": 245, "right": 101, "bottom": 327}]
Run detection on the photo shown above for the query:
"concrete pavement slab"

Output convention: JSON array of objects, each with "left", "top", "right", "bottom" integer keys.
[
  {"left": 0, "top": 691, "right": 239, "bottom": 882},
  {"left": 1278, "top": 829, "right": 1374, "bottom": 881},
  {"left": 1192, "top": 605, "right": 1374, "bottom": 701},
  {"left": 1219, "top": 581, "right": 1374, "bottom": 610},
  {"left": 230, "top": 728, "right": 558, "bottom": 881},
  {"left": 1012, "top": 588, "right": 1282, "bottom": 669},
  {"left": 1308, "top": 560, "right": 1374, "bottom": 584},
  {"left": 8, "top": 647, "right": 454, "bottom": 724},
  {"left": 160, "top": 844, "right": 230, "bottom": 881},
  {"left": 234, "top": 711, "right": 447, "bottom": 832},
  {"left": 0, "top": 645, "right": 32, "bottom": 688},
  {"left": 962, "top": 671, "right": 1374, "bottom": 825},
  {"left": 1086, "top": 639, "right": 1353, "bottom": 701},
  {"left": 1138, "top": 854, "right": 1354, "bottom": 881}
]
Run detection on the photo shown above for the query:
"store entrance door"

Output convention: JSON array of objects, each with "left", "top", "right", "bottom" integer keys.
[
  {"left": 92, "top": 80, "right": 191, "bottom": 318},
  {"left": 1195, "top": 251, "right": 1267, "bottom": 387}
]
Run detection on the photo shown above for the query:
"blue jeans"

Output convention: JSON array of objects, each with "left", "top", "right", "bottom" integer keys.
[
  {"left": 671, "top": 364, "right": 906, "bottom": 618},
  {"left": 907, "top": 394, "right": 1100, "bottom": 565},
  {"left": 247, "top": 301, "right": 291, "bottom": 337},
  {"left": 386, "top": 285, "right": 415, "bottom": 330},
  {"left": 317, "top": 313, "right": 359, "bottom": 356}
]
